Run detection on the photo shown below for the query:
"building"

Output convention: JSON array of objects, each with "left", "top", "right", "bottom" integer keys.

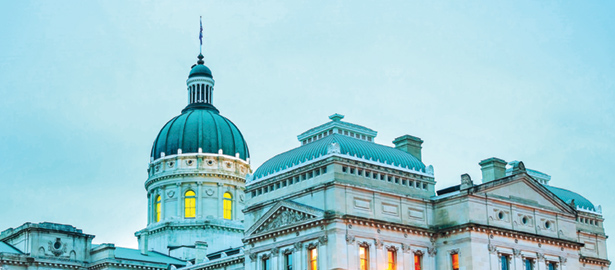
[{"left": 0, "top": 49, "right": 610, "bottom": 270}]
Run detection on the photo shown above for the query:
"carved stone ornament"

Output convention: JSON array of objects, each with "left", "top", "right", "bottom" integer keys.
[
  {"left": 449, "top": 248, "right": 459, "bottom": 254},
  {"left": 206, "top": 188, "right": 214, "bottom": 196},
  {"left": 428, "top": 247, "right": 437, "bottom": 257},
  {"left": 283, "top": 248, "right": 293, "bottom": 255},
  {"left": 239, "top": 194, "right": 245, "bottom": 202},
  {"left": 460, "top": 173, "right": 473, "bottom": 189},
  {"left": 307, "top": 242, "right": 318, "bottom": 249},
  {"left": 294, "top": 242, "right": 303, "bottom": 250},
  {"left": 255, "top": 209, "right": 311, "bottom": 233},
  {"left": 401, "top": 243, "right": 412, "bottom": 253},
  {"left": 249, "top": 253, "right": 258, "bottom": 261},
  {"left": 559, "top": 256, "right": 567, "bottom": 265},
  {"left": 414, "top": 250, "right": 424, "bottom": 256},
  {"left": 319, "top": 235, "right": 328, "bottom": 244},
  {"left": 536, "top": 253, "right": 545, "bottom": 261},
  {"left": 271, "top": 247, "right": 280, "bottom": 257},
  {"left": 327, "top": 142, "right": 341, "bottom": 154},
  {"left": 386, "top": 245, "right": 399, "bottom": 252},
  {"left": 375, "top": 239, "right": 384, "bottom": 248},
  {"left": 346, "top": 234, "right": 356, "bottom": 244},
  {"left": 167, "top": 190, "right": 175, "bottom": 198},
  {"left": 48, "top": 239, "right": 66, "bottom": 257},
  {"left": 488, "top": 244, "right": 497, "bottom": 254},
  {"left": 513, "top": 249, "right": 521, "bottom": 258}
]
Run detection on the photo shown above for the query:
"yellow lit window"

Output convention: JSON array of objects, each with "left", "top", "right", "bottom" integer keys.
[
  {"left": 184, "top": 190, "right": 196, "bottom": 218},
  {"left": 451, "top": 253, "right": 459, "bottom": 270},
  {"left": 387, "top": 249, "right": 396, "bottom": 270},
  {"left": 414, "top": 254, "right": 422, "bottom": 270},
  {"left": 359, "top": 245, "right": 368, "bottom": 270},
  {"left": 155, "top": 195, "right": 161, "bottom": 222},
  {"left": 223, "top": 192, "right": 232, "bottom": 220},
  {"left": 309, "top": 248, "right": 318, "bottom": 270}
]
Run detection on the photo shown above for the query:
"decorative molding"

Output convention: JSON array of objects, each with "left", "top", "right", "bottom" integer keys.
[
  {"left": 559, "top": 256, "right": 567, "bottom": 266},
  {"left": 294, "top": 242, "right": 303, "bottom": 250},
  {"left": 307, "top": 242, "right": 318, "bottom": 250},
  {"left": 449, "top": 248, "right": 459, "bottom": 255},
  {"left": 255, "top": 209, "right": 313, "bottom": 234}
]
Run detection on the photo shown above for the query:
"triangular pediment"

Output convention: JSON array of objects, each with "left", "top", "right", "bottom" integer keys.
[
  {"left": 477, "top": 174, "right": 576, "bottom": 215},
  {"left": 246, "top": 201, "right": 325, "bottom": 237}
]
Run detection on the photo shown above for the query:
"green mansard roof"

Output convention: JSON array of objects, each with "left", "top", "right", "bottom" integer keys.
[{"left": 253, "top": 133, "right": 426, "bottom": 180}]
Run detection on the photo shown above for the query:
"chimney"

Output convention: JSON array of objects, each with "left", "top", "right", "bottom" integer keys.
[
  {"left": 138, "top": 234, "right": 148, "bottom": 255},
  {"left": 393, "top": 135, "right": 423, "bottom": 161},
  {"left": 479, "top": 157, "right": 507, "bottom": 183},
  {"left": 195, "top": 241, "right": 208, "bottom": 264}
]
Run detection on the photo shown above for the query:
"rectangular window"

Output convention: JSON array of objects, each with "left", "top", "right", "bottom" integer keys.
[
  {"left": 524, "top": 259, "right": 533, "bottom": 270},
  {"left": 501, "top": 255, "right": 509, "bottom": 270},
  {"left": 414, "top": 254, "right": 422, "bottom": 270},
  {"left": 451, "top": 253, "right": 459, "bottom": 270},
  {"left": 262, "top": 257, "right": 270, "bottom": 270},
  {"left": 309, "top": 248, "right": 318, "bottom": 270},
  {"left": 284, "top": 253, "right": 293, "bottom": 270},
  {"left": 387, "top": 249, "right": 396, "bottom": 270},
  {"left": 359, "top": 245, "right": 369, "bottom": 270}
]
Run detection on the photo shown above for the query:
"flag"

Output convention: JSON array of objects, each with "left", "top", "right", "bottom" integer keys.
[{"left": 199, "top": 17, "right": 203, "bottom": 46}]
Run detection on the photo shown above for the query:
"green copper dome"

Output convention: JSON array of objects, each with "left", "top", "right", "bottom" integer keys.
[
  {"left": 544, "top": 185, "right": 595, "bottom": 211},
  {"left": 151, "top": 105, "right": 249, "bottom": 161},
  {"left": 189, "top": 64, "right": 212, "bottom": 78},
  {"left": 253, "top": 134, "right": 426, "bottom": 179}
]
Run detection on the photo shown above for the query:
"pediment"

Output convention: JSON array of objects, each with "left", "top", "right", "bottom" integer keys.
[
  {"left": 479, "top": 174, "right": 576, "bottom": 215},
  {"left": 246, "top": 201, "right": 325, "bottom": 237}
]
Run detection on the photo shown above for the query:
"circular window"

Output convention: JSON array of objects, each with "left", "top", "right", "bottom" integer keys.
[
  {"left": 497, "top": 211, "right": 504, "bottom": 220},
  {"left": 207, "top": 160, "right": 214, "bottom": 166},
  {"left": 186, "top": 160, "right": 194, "bottom": 166},
  {"left": 168, "top": 161, "right": 174, "bottom": 167},
  {"left": 54, "top": 241, "right": 61, "bottom": 249},
  {"left": 545, "top": 221, "right": 551, "bottom": 229},
  {"left": 522, "top": 216, "right": 528, "bottom": 225}
]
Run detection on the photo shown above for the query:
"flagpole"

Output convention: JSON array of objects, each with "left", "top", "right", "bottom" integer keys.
[{"left": 199, "top": 16, "right": 203, "bottom": 54}]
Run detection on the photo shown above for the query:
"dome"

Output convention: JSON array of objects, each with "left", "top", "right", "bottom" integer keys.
[
  {"left": 544, "top": 185, "right": 596, "bottom": 211},
  {"left": 253, "top": 133, "right": 426, "bottom": 179},
  {"left": 151, "top": 105, "right": 249, "bottom": 161},
  {"left": 189, "top": 64, "right": 212, "bottom": 78}
]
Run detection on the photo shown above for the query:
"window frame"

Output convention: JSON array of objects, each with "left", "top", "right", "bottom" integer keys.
[
  {"left": 184, "top": 190, "right": 196, "bottom": 218},
  {"left": 386, "top": 246, "right": 397, "bottom": 270},
  {"left": 155, "top": 195, "right": 161, "bottom": 222},
  {"left": 223, "top": 192, "right": 232, "bottom": 220},
  {"left": 414, "top": 251, "right": 423, "bottom": 270},
  {"left": 308, "top": 246, "right": 318, "bottom": 270},
  {"left": 358, "top": 243, "right": 369, "bottom": 270}
]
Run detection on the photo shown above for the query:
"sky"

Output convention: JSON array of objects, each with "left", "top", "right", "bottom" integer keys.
[{"left": 1, "top": 0, "right": 614, "bottom": 259}]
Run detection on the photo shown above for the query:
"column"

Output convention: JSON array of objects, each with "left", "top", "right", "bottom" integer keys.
[
  {"left": 197, "top": 182, "right": 203, "bottom": 218},
  {"left": 372, "top": 243, "right": 381, "bottom": 270},
  {"left": 319, "top": 237, "right": 328, "bottom": 269},
  {"left": 160, "top": 187, "right": 166, "bottom": 221},
  {"left": 147, "top": 193, "right": 152, "bottom": 225},
  {"left": 232, "top": 185, "right": 238, "bottom": 220},
  {"left": 176, "top": 183, "right": 182, "bottom": 218},
  {"left": 347, "top": 240, "right": 357, "bottom": 270},
  {"left": 401, "top": 246, "right": 411, "bottom": 270},
  {"left": 217, "top": 183, "right": 223, "bottom": 218}
]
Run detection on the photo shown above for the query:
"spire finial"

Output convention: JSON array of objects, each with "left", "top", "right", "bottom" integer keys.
[
  {"left": 197, "top": 54, "right": 204, "bottom": 65},
  {"left": 199, "top": 16, "right": 203, "bottom": 54}
]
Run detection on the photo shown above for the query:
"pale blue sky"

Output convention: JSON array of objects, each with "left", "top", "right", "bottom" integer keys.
[{"left": 1, "top": 0, "right": 614, "bottom": 259}]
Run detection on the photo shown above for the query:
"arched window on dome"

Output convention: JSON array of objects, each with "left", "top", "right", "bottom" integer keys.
[
  {"left": 155, "top": 195, "right": 161, "bottom": 222},
  {"left": 223, "top": 192, "right": 232, "bottom": 220},
  {"left": 185, "top": 190, "right": 196, "bottom": 218}
]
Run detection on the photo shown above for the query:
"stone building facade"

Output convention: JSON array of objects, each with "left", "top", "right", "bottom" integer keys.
[{"left": 0, "top": 49, "right": 609, "bottom": 270}]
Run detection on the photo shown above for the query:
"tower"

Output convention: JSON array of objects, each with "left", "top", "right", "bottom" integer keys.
[{"left": 135, "top": 53, "right": 250, "bottom": 260}]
